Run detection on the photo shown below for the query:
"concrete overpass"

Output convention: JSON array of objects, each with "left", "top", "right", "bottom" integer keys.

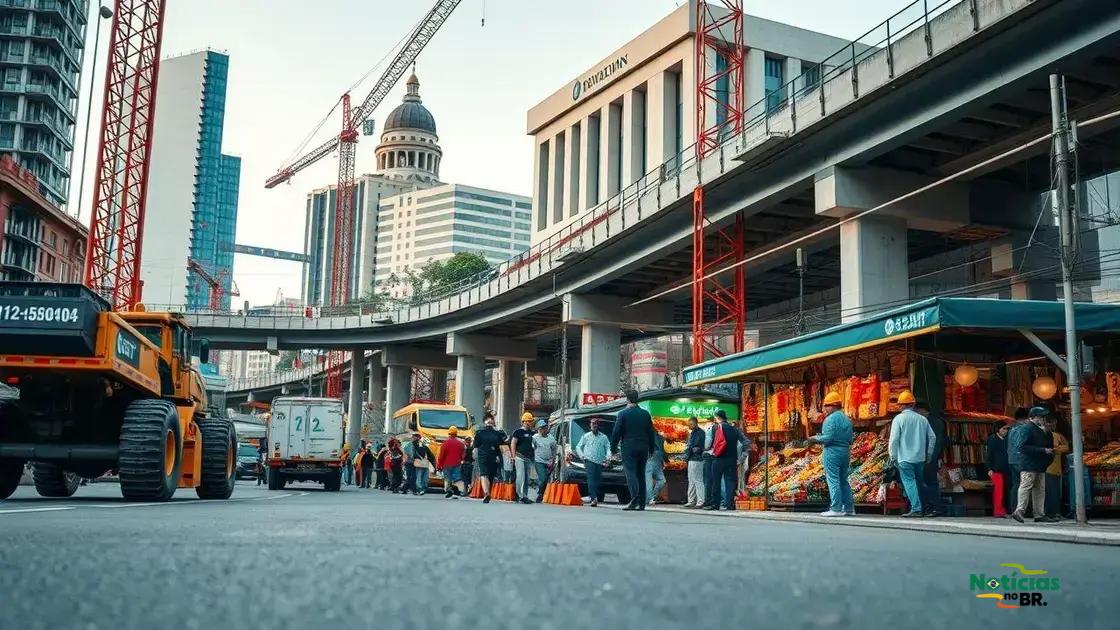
[{"left": 197, "top": 0, "right": 1120, "bottom": 432}]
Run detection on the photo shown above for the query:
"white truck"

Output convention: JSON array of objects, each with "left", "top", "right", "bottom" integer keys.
[{"left": 266, "top": 397, "right": 344, "bottom": 491}]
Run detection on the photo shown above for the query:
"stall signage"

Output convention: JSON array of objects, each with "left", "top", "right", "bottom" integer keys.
[
  {"left": 883, "top": 306, "right": 937, "bottom": 337},
  {"left": 581, "top": 392, "right": 621, "bottom": 406},
  {"left": 641, "top": 400, "right": 738, "bottom": 420}
]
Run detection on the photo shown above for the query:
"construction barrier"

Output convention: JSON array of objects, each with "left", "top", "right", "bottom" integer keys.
[
  {"left": 468, "top": 481, "right": 484, "bottom": 499},
  {"left": 544, "top": 482, "right": 583, "bottom": 507}
]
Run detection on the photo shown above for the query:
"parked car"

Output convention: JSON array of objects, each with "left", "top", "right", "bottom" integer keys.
[
  {"left": 548, "top": 412, "right": 630, "bottom": 504},
  {"left": 235, "top": 443, "right": 262, "bottom": 480}
]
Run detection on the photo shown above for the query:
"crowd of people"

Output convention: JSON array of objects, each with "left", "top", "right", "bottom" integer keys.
[{"left": 984, "top": 406, "right": 1071, "bottom": 523}]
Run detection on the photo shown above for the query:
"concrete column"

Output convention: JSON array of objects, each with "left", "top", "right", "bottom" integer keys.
[
  {"left": 580, "top": 323, "right": 621, "bottom": 397},
  {"left": 680, "top": 56, "right": 696, "bottom": 148},
  {"left": 431, "top": 369, "right": 448, "bottom": 402},
  {"left": 548, "top": 131, "right": 566, "bottom": 225},
  {"left": 385, "top": 365, "right": 411, "bottom": 432},
  {"left": 533, "top": 140, "right": 548, "bottom": 233},
  {"left": 366, "top": 354, "right": 384, "bottom": 436},
  {"left": 839, "top": 216, "right": 908, "bottom": 323},
  {"left": 645, "top": 69, "right": 678, "bottom": 172},
  {"left": 745, "top": 48, "right": 766, "bottom": 119},
  {"left": 784, "top": 56, "right": 802, "bottom": 102},
  {"left": 454, "top": 355, "right": 485, "bottom": 426},
  {"left": 497, "top": 359, "right": 524, "bottom": 434},
  {"left": 600, "top": 102, "right": 621, "bottom": 198},
  {"left": 579, "top": 114, "right": 600, "bottom": 211},
  {"left": 346, "top": 350, "right": 366, "bottom": 450},
  {"left": 565, "top": 123, "right": 580, "bottom": 218},
  {"left": 621, "top": 88, "right": 646, "bottom": 186}
]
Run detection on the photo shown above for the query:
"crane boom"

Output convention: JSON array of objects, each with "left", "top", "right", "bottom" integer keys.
[{"left": 263, "top": 0, "right": 463, "bottom": 189}]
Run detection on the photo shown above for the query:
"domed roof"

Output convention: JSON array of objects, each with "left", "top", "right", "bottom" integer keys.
[{"left": 383, "top": 73, "right": 436, "bottom": 134}]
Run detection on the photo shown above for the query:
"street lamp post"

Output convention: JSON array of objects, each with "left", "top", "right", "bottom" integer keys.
[{"left": 75, "top": 5, "right": 114, "bottom": 216}]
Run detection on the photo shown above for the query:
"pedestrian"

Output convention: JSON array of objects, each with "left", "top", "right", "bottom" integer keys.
[
  {"left": 809, "top": 391, "right": 854, "bottom": 517},
  {"left": 340, "top": 442, "right": 352, "bottom": 486},
  {"left": 359, "top": 443, "right": 374, "bottom": 489},
  {"left": 887, "top": 391, "right": 935, "bottom": 518},
  {"left": 436, "top": 425, "right": 467, "bottom": 498},
  {"left": 705, "top": 409, "right": 748, "bottom": 511},
  {"left": 1006, "top": 407, "right": 1030, "bottom": 512},
  {"left": 353, "top": 440, "right": 366, "bottom": 488},
  {"left": 473, "top": 415, "right": 505, "bottom": 503},
  {"left": 576, "top": 418, "right": 611, "bottom": 506},
  {"left": 1042, "top": 417, "right": 1069, "bottom": 520},
  {"left": 985, "top": 423, "right": 1013, "bottom": 517},
  {"left": 510, "top": 412, "right": 536, "bottom": 504},
  {"left": 683, "top": 416, "right": 706, "bottom": 508},
  {"left": 610, "top": 390, "right": 656, "bottom": 511},
  {"left": 915, "top": 401, "right": 946, "bottom": 517},
  {"left": 645, "top": 432, "right": 667, "bottom": 505},
  {"left": 1011, "top": 407, "right": 1057, "bottom": 523},
  {"left": 501, "top": 443, "right": 514, "bottom": 483},
  {"left": 532, "top": 420, "right": 558, "bottom": 503},
  {"left": 461, "top": 436, "right": 475, "bottom": 492},
  {"left": 404, "top": 432, "right": 436, "bottom": 495},
  {"left": 388, "top": 438, "right": 404, "bottom": 492},
  {"left": 374, "top": 442, "right": 390, "bottom": 489}
]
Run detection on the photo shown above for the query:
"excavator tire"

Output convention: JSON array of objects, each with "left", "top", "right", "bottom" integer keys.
[
  {"left": 118, "top": 399, "right": 181, "bottom": 502},
  {"left": 0, "top": 459, "right": 22, "bottom": 500},
  {"left": 32, "top": 462, "right": 80, "bottom": 497},
  {"left": 196, "top": 419, "right": 236, "bottom": 500}
]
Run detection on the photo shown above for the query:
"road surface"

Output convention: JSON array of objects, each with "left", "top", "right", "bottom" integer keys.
[{"left": 1, "top": 481, "right": 1115, "bottom": 630}]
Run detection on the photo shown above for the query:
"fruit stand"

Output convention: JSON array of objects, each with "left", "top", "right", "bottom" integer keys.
[{"left": 684, "top": 297, "right": 1120, "bottom": 518}]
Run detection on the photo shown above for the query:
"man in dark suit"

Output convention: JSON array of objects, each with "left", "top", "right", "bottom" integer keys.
[
  {"left": 705, "top": 409, "right": 748, "bottom": 511},
  {"left": 610, "top": 389, "right": 656, "bottom": 511}
]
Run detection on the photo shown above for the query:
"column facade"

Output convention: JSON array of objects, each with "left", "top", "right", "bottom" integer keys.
[
  {"left": 497, "top": 359, "right": 524, "bottom": 435},
  {"left": 621, "top": 88, "right": 646, "bottom": 186},
  {"left": 549, "top": 131, "right": 566, "bottom": 225},
  {"left": 366, "top": 354, "right": 385, "bottom": 438},
  {"left": 784, "top": 57, "right": 802, "bottom": 101},
  {"left": 646, "top": 70, "right": 678, "bottom": 173},
  {"left": 384, "top": 365, "right": 412, "bottom": 432},
  {"left": 580, "top": 323, "right": 621, "bottom": 396},
  {"left": 839, "top": 216, "right": 908, "bottom": 323},
  {"left": 346, "top": 349, "right": 367, "bottom": 449},
  {"left": 579, "top": 114, "right": 601, "bottom": 210},
  {"left": 533, "top": 140, "right": 548, "bottom": 233},
  {"left": 745, "top": 48, "right": 766, "bottom": 119},
  {"left": 564, "top": 123, "right": 580, "bottom": 219},
  {"left": 599, "top": 102, "right": 621, "bottom": 199},
  {"left": 454, "top": 355, "right": 486, "bottom": 427}
]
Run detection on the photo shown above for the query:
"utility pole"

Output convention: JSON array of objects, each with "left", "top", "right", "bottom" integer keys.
[
  {"left": 796, "top": 248, "right": 806, "bottom": 335},
  {"left": 1050, "top": 74, "right": 1087, "bottom": 525}
]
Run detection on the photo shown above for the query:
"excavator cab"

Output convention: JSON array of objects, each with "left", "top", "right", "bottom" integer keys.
[{"left": 0, "top": 282, "right": 236, "bottom": 502}]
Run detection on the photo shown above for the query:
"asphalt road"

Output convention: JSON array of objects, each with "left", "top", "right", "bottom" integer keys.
[{"left": 1, "top": 481, "right": 1117, "bottom": 630}]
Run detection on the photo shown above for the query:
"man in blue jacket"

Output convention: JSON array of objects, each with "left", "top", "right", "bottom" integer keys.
[
  {"left": 704, "top": 409, "right": 748, "bottom": 511},
  {"left": 810, "top": 391, "right": 854, "bottom": 517},
  {"left": 611, "top": 390, "right": 656, "bottom": 511},
  {"left": 1011, "top": 407, "right": 1057, "bottom": 523}
]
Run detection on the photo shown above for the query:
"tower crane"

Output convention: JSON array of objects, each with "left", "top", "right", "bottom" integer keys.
[
  {"left": 265, "top": 0, "right": 463, "bottom": 397},
  {"left": 188, "top": 259, "right": 240, "bottom": 311}
]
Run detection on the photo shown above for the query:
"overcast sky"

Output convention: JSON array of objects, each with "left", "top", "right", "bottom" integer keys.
[{"left": 67, "top": 0, "right": 910, "bottom": 307}]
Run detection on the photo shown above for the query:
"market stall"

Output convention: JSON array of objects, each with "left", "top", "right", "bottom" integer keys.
[{"left": 684, "top": 297, "right": 1120, "bottom": 517}]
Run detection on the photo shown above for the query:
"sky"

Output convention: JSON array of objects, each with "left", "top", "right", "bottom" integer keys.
[{"left": 67, "top": 0, "right": 911, "bottom": 307}]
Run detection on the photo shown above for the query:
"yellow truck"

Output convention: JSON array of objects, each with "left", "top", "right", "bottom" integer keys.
[{"left": 0, "top": 282, "right": 236, "bottom": 502}]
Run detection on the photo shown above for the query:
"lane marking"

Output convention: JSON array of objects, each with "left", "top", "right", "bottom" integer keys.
[
  {"left": 254, "top": 492, "right": 309, "bottom": 500},
  {"left": 0, "top": 506, "right": 76, "bottom": 515}
]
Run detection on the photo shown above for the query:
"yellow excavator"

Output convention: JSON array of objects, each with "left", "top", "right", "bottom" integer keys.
[{"left": 0, "top": 282, "right": 236, "bottom": 502}]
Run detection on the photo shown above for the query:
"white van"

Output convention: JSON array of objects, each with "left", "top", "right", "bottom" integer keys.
[{"left": 266, "top": 397, "right": 344, "bottom": 491}]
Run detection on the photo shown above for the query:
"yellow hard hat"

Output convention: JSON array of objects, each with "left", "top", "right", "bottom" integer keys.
[
  {"left": 897, "top": 390, "right": 916, "bottom": 405},
  {"left": 822, "top": 391, "right": 842, "bottom": 406},
  {"left": 521, "top": 412, "right": 534, "bottom": 422},
  {"left": 447, "top": 426, "right": 458, "bottom": 436}
]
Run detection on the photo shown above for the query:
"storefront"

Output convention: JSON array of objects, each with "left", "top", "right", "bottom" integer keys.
[{"left": 683, "top": 297, "right": 1120, "bottom": 516}]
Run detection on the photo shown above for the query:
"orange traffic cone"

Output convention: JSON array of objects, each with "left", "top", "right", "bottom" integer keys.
[
  {"left": 469, "top": 481, "right": 484, "bottom": 499},
  {"left": 543, "top": 483, "right": 557, "bottom": 504},
  {"left": 558, "top": 483, "right": 583, "bottom": 506}
]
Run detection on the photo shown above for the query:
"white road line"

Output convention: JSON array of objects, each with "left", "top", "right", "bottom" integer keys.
[
  {"left": 254, "top": 492, "right": 309, "bottom": 500},
  {"left": 0, "top": 506, "right": 76, "bottom": 515}
]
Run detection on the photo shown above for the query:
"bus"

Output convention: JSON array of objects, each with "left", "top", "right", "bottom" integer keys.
[{"left": 388, "top": 401, "right": 474, "bottom": 488}]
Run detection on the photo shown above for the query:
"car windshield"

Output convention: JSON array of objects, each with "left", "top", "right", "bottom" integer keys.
[
  {"left": 237, "top": 445, "right": 258, "bottom": 458},
  {"left": 572, "top": 417, "right": 613, "bottom": 446},
  {"left": 419, "top": 408, "right": 469, "bottom": 430}
]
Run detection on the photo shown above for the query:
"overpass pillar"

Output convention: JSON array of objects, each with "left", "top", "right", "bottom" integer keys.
[
  {"left": 366, "top": 353, "right": 385, "bottom": 438},
  {"left": 839, "top": 215, "right": 908, "bottom": 323},
  {"left": 496, "top": 359, "right": 524, "bottom": 434},
  {"left": 385, "top": 366, "right": 411, "bottom": 431},
  {"left": 454, "top": 356, "right": 486, "bottom": 428},
  {"left": 431, "top": 369, "right": 448, "bottom": 403},
  {"left": 580, "top": 323, "right": 621, "bottom": 397},
  {"left": 346, "top": 349, "right": 366, "bottom": 450}
]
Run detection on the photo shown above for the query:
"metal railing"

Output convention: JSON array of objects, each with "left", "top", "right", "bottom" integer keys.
[{"left": 191, "top": 0, "right": 1003, "bottom": 343}]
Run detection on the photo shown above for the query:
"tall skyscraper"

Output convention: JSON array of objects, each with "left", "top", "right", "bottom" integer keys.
[
  {"left": 0, "top": 0, "right": 87, "bottom": 207},
  {"left": 141, "top": 50, "right": 240, "bottom": 309}
]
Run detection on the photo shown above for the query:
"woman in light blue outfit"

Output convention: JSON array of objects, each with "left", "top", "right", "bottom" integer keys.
[{"left": 809, "top": 392, "right": 854, "bottom": 517}]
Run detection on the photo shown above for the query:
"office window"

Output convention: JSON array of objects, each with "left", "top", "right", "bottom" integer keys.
[
  {"left": 765, "top": 57, "right": 784, "bottom": 112},
  {"left": 715, "top": 54, "right": 729, "bottom": 138},
  {"left": 800, "top": 63, "right": 821, "bottom": 95}
]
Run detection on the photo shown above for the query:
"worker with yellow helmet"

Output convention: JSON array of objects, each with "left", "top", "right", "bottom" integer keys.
[
  {"left": 808, "top": 390, "right": 854, "bottom": 517},
  {"left": 888, "top": 390, "right": 937, "bottom": 517}
]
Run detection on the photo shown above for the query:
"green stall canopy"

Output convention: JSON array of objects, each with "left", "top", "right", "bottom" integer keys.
[{"left": 683, "top": 297, "right": 1120, "bottom": 386}]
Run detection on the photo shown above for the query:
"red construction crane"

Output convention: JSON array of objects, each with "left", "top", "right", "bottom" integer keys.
[
  {"left": 83, "top": 0, "right": 167, "bottom": 311},
  {"left": 187, "top": 259, "right": 239, "bottom": 311},
  {"left": 266, "top": 0, "right": 463, "bottom": 397}
]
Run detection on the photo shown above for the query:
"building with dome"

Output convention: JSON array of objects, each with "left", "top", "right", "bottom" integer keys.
[{"left": 302, "top": 73, "right": 530, "bottom": 305}]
